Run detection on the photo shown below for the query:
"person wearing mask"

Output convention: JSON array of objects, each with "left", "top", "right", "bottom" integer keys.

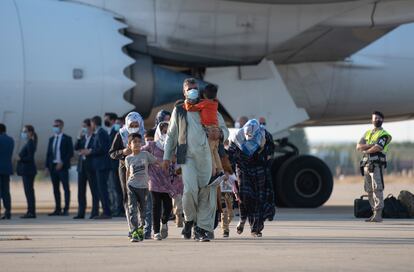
[
  {"left": 73, "top": 119, "right": 99, "bottom": 219},
  {"left": 46, "top": 119, "right": 74, "bottom": 216},
  {"left": 228, "top": 119, "right": 276, "bottom": 237},
  {"left": 356, "top": 111, "right": 392, "bottom": 223},
  {"left": 259, "top": 117, "right": 267, "bottom": 127},
  {"left": 141, "top": 122, "right": 178, "bottom": 240},
  {"left": 163, "top": 78, "right": 229, "bottom": 242},
  {"left": 105, "top": 112, "right": 124, "bottom": 217},
  {"left": 17, "top": 125, "right": 38, "bottom": 218},
  {"left": 0, "top": 123, "right": 14, "bottom": 219},
  {"left": 154, "top": 110, "right": 171, "bottom": 129},
  {"left": 234, "top": 116, "right": 248, "bottom": 129},
  {"left": 110, "top": 112, "right": 146, "bottom": 237},
  {"left": 82, "top": 116, "right": 112, "bottom": 219}
]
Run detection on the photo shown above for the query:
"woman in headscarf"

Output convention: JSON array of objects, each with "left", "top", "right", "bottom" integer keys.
[
  {"left": 141, "top": 121, "right": 182, "bottom": 240},
  {"left": 153, "top": 110, "right": 171, "bottom": 129},
  {"left": 109, "top": 112, "right": 145, "bottom": 236},
  {"left": 227, "top": 119, "right": 275, "bottom": 237}
]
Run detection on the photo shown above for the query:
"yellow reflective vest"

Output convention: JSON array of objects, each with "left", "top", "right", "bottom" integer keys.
[{"left": 364, "top": 128, "right": 392, "bottom": 153}]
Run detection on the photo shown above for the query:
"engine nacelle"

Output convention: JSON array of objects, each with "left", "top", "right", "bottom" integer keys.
[{"left": 0, "top": 0, "right": 135, "bottom": 164}]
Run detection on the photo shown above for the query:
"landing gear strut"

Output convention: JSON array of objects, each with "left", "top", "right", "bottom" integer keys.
[{"left": 271, "top": 138, "right": 333, "bottom": 208}]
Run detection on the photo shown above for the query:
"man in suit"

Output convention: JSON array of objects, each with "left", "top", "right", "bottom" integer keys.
[
  {"left": 104, "top": 112, "right": 124, "bottom": 217},
  {"left": 0, "top": 123, "right": 14, "bottom": 219},
  {"left": 74, "top": 119, "right": 99, "bottom": 219},
  {"left": 83, "top": 116, "right": 112, "bottom": 219},
  {"left": 46, "top": 119, "right": 74, "bottom": 216}
]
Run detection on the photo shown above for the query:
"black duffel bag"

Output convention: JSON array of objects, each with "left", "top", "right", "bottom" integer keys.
[
  {"left": 354, "top": 195, "right": 372, "bottom": 218},
  {"left": 383, "top": 194, "right": 409, "bottom": 218}
]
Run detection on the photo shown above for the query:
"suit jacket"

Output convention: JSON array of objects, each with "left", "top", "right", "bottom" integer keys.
[
  {"left": 74, "top": 134, "right": 95, "bottom": 173},
  {"left": 46, "top": 133, "right": 74, "bottom": 170},
  {"left": 17, "top": 139, "right": 37, "bottom": 176},
  {"left": 0, "top": 134, "right": 14, "bottom": 175},
  {"left": 90, "top": 127, "right": 111, "bottom": 171}
]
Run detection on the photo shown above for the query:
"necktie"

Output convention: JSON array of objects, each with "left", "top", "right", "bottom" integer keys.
[{"left": 53, "top": 136, "right": 58, "bottom": 161}]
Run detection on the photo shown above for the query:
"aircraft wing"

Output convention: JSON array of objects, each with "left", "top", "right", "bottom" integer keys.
[{"left": 268, "top": 25, "right": 396, "bottom": 64}]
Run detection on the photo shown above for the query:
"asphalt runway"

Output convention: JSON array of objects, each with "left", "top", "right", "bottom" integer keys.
[{"left": 1, "top": 181, "right": 414, "bottom": 271}]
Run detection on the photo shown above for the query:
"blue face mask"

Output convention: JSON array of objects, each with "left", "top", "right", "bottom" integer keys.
[
  {"left": 21, "top": 132, "right": 28, "bottom": 140},
  {"left": 82, "top": 127, "right": 88, "bottom": 135},
  {"left": 186, "top": 89, "right": 199, "bottom": 101},
  {"left": 53, "top": 127, "right": 61, "bottom": 134},
  {"left": 113, "top": 124, "right": 121, "bottom": 132}
]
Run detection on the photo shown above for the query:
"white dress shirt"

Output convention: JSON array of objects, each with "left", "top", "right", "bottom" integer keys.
[{"left": 52, "top": 133, "right": 63, "bottom": 164}]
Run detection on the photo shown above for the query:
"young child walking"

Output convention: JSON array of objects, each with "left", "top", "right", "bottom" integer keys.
[
  {"left": 184, "top": 84, "right": 224, "bottom": 185},
  {"left": 125, "top": 133, "right": 159, "bottom": 242},
  {"left": 141, "top": 122, "right": 180, "bottom": 240}
]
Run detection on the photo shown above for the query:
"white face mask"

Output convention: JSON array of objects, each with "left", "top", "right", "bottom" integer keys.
[
  {"left": 127, "top": 127, "right": 140, "bottom": 134},
  {"left": 234, "top": 122, "right": 241, "bottom": 129}
]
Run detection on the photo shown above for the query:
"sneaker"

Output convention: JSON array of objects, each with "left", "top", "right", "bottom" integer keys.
[
  {"left": 153, "top": 233, "right": 162, "bottom": 240},
  {"left": 236, "top": 221, "right": 245, "bottom": 235},
  {"left": 193, "top": 226, "right": 201, "bottom": 240},
  {"left": 208, "top": 172, "right": 225, "bottom": 187},
  {"left": 136, "top": 227, "right": 144, "bottom": 241},
  {"left": 161, "top": 224, "right": 168, "bottom": 239},
  {"left": 181, "top": 221, "right": 193, "bottom": 239},
  {"left": 223, "top": 230, "right": 229, "bottom": 238},
  {"left": 131, "top": 230, "right": 140, "bottom": 242},
  {"left": 198, "top": 228, "right": 210, "bottom": 242}
]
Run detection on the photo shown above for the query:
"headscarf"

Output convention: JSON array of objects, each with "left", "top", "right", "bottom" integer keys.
[
  {"left": 154, "top": 110, "right": 171, "bottom": 129},
  {"left": 119, "top": 111, "right": 145, "bottom": 147},
  {"left": 154, "top": 121, "right": 169, "bottom": 151},
  {"left": 230, "top": 119, "right": 266, "bottom": 156}
]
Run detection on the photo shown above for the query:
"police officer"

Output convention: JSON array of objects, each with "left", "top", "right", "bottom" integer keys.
[{"left": 356, "top": 111, "right": 392, "bottom": 223}]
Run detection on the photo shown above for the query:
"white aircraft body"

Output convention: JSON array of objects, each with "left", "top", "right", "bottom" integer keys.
[{"left": 2, "top": 0, "right": 414, "bottom": 207}]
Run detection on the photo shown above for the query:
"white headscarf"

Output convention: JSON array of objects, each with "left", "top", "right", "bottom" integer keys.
[
  {"left": 119, "top": 111, "right": 145, "bottom": 147},
  {"left": 154, "top": 121, "right": 169, "bottom": 151}
]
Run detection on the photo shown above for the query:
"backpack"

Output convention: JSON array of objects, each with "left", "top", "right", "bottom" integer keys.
[
  {"left": 382, "top": 194, "right": 409, "bottom": 218},
  {"left": 398, "top": 190, "right": 414, "bottom": 218}
]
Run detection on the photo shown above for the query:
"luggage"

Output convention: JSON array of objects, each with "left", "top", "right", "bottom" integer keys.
[
  {"left": 354, "top": 194, "right": 410, "bottom": 218},
  {"left": 354, "top": 195, "right": 372, "bottom": 218},
  {"left": 398, "top": 190, "right": 414, "bottom": 218},
  {"left": 382, "top": 194, "right": 409, "bottom": 218}
]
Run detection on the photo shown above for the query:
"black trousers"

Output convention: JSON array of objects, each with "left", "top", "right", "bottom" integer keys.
[
  {"left": 77, "top": 163, "right": 99, "bottom": 217},
  {"left": 151, "top": 191, "right": 172, "bottom": 234},
  {"left": 50, "top": 165, "right": 70, "bottom": 212},
  {"left": 95, "top": 169, "right": 111, "bottom": 216},
  {"left": 0, "top": 175, "right": 11, "bottom": 215},
  {"left": 109, "top": 168, "right": 124, "bottom": 214},
  {"left": 22, "top": 175, "right": 36, "bottom": 215}
]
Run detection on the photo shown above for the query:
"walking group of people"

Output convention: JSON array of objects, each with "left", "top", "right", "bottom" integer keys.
[{"left": 0, "top": 77, "right": 276, "bottom": 242}]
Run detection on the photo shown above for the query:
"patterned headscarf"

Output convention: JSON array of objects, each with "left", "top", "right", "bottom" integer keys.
[
  {"left": 154, "top": 110, "right": 171, "bottom": 129},
  {"left": 119, "top": 111, "right": 145, "bottom": 147},
  {"left": 230, "top": 119, "right": 265, "bottom": 156},
  {"left": 154, "top": 121, "right": 169, "bottom": 151}
]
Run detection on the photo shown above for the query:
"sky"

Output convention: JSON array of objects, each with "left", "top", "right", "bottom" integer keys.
[{"left": 305, "top": 120, "right": 414, "bottom": 144}]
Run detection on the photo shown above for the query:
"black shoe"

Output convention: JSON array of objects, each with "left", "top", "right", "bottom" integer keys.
[
  {"left": 93, "top": 214, "right": 112, "bottom": 220},
  {"left": 223, "top": 230, "right": 229, "bottom": 238},
  {"left": 1, "top": 213, "right": 11, "bottom": 220},
  {"left": 48, "top": 210, "right": 62, "bottom": 216},
  {"left": 198, "top": 228, "right": 210, "bottom": 242},
  {"left": 61, "top": 210, "right": 69, "bottom": 216},
  {"left": 193, "top": 226, "right": 201, "bottom": 241},
  {"left": 89, "top": 213, "right": 99, "bottom": 219},
  {"left": 73, "top": 215, "right": 84, "bottom": 219},
  {"left": 20, "top": 213, "right": 36, "bottom": 219},
  {"left": 181, "top": 221, "right": 193, "bottom": 239}
]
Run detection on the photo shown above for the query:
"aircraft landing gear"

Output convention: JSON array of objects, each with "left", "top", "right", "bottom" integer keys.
[{"left": 272, "top": 138, "right": 333, "bottom": 208}]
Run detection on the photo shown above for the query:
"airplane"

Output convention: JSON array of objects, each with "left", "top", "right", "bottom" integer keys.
[{"left": 2, "top": 0, "right": 414, "bottom": 208}]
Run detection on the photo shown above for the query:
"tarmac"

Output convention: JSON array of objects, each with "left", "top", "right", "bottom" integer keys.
[{"left": 1, "top": 180, "right": 414, "bottom": 272}]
